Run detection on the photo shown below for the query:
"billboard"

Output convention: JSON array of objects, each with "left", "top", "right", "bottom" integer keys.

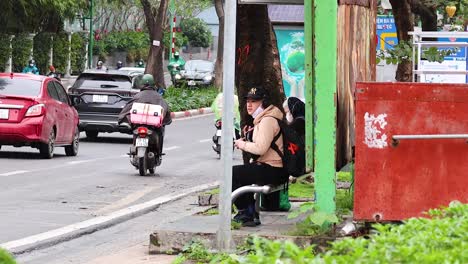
[
  {"left": 377, "top": 15, "right": 398, "bottom": 51},
  {"left": 275, "top": 28, "right": 305, "bottom": 99}
]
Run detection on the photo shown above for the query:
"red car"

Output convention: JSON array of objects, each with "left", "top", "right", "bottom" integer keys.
[{"left": 0, "top": 73, "right": 80, "bottom": 158}]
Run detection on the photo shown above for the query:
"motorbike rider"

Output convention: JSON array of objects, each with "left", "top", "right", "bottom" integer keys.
[
  {"left": 116, "top": 61, "right": 123, "bottom": 69},
  {"left": 136, "top": 59, "right": 145, "bottom": 68},
  {"left": 22, "top": 59, "right": 39, "bottom": 75},
  {"left": 96, "top": 60, "right": 107, "bottom": 70},
  {"left": 118, "top": 74, "right": 172, "bottom": 155},
  {"left": 167, "top": 52, "right": 185, "bottom": 85},
  {"left": 210, "top": 92, "right": 241, "bottom": 151},
  {"left": 47, "top": 65, "right": 61, "bottom": 81}
]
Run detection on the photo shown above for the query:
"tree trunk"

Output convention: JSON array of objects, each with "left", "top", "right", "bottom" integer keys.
[
  {"left": 214, "top": 0, "right": 224, "bottom": 89},
  {"left": 235, "top": 4, "right": 284, "bottom": 163},
  {"left": 389, "top": 0, "right": 413, "bottom": 82},
  {"left": 141, "top": 0, "right": 168, "bottom": 89},
  {"left": 390, "top": 0, "right": 437, "bottom": 82}
]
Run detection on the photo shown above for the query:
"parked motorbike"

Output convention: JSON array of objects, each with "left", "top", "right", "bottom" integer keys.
[
  {"left": 127, "top": 103, "right": 165, "bottom": 176},
  {"left": 212, "top": 119, "right": 240, "bottom": 159}
]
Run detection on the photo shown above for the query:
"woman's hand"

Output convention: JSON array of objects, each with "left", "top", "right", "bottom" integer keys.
[{"left": 234, "top": 139, "right": 247, "bottom": 150}]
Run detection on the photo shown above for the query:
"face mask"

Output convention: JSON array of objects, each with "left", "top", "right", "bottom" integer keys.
[
  {"left": 29, "top": 64, "right": 34, "bottom": 67},
  {"left": 286, "top": 112, "right": 294, "bottom": 123},
  {"left": 251, "top": 106, "right": 264, "bottom": 118}
]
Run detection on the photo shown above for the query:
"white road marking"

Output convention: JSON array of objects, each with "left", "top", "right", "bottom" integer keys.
[
  {"left": 0, "top": 170, "right": 29, "bottom": 177},
  {"left": 163, "top": 146, "right": 180, "bottom": 151},
  {"left": 67, "top": 160, "right": 93, "bottom": 165},
  {"left": 199, "top": 139, "right": 212, "bottom": 143}
]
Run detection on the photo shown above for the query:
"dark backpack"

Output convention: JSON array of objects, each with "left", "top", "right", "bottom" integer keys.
[{"left": 270, "top": 118, "right": 306, "bottom": 177}]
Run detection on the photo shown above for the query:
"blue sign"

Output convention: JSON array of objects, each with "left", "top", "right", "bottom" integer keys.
[
  {"left": 437, "top": 38, "right": 468, "bottom": 60},
  {"left": 377, "top": 15, "right": 398, "bottom": 51}
]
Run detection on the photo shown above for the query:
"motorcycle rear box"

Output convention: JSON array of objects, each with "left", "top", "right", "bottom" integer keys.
[{"left": 130, "top": 103, "right": 163, "bottom": 127}]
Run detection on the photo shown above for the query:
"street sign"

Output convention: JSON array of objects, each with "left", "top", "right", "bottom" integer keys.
[{"left": 238, "top": 0, "right": 303, "bottom": 4}]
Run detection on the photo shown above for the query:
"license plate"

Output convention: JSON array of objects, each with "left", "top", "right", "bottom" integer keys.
[
  {"left": 216, "top": 130, "right": 222, "bottom": 136},
  {"left": 93, "top": 95, "right": 108, "bottom": 103},
  {"left": 135, "top": 137, "right": 148, "bottom": 147},
  {"left": 188, "top": 80, "right": 196, "bottom": 86},
  {"left": 0, "top": 109, "right": 8, "bottom": 119}
]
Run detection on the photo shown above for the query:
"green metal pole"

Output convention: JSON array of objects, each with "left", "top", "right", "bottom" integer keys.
[
  {"left": 314, "top": 0, "right": 337, "bottom": 214},
  {"left": 88, "top": 0, "right": 94, "bottom": 69},
  {"left": 304, "top": 0, "right": 314, "bottom": 173}
]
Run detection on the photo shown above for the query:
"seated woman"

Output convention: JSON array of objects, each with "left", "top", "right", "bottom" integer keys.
[
  {"left": 283, "top": 97, "right": 305, "bottom": 141},
  {"left": 232, "top": 86, "right": 289, "bottom": 226}
]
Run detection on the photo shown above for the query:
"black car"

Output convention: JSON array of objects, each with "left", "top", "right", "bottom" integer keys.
[{"left": 68, "top": 70, "right": 142, "bottom": 139}]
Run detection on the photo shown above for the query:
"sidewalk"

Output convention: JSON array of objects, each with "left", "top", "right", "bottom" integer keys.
[{"left": 149, "top": 202, "right": 332, "bottom": 256}]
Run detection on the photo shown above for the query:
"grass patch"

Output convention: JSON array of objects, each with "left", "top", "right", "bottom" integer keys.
[
  {"left": 204, "top": 188, "right": 219, "bottom": 195},
  {"left": 165, "top": 85, "right": 218, "bottom": 112},
  {"left": 336, "top": 171, "right": 352, "bottom": 182},
  {"left": 201, "top": 207, "right": 219, "bottom": 216},
  {"left": 0, "top": 248, "right": 16, "bottom": 264},
  {"left": 336, "top": 189, "right": 354, "bottom": 214},
  {"left": 289, "top": 181, "right": 314, "bottom": 198}
]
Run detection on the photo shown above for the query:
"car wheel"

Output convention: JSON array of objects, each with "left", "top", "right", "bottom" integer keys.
[
  {"left": 40, "top": 129, "right": 55, "bottom": 159},
  {"left": 86, "top": 131, "right": 99, "bottom": 139},
  {"left": 65, "top": 127, "right": 80, "bottom": 156}
]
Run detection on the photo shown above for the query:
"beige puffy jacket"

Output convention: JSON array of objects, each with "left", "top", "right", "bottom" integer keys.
[{"left": 243, "top": 105, "right": 284, "bottom": 168}]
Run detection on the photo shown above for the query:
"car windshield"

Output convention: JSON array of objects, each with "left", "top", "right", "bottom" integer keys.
[
  {"left": 0, "top": 78, "right": 41, "bottom": 97},
  {"left": 185, "top": 61, "right": 214, "bottom": 72},
  {"left": 73, "top": 74, "right": 132, "bottom": 89}
]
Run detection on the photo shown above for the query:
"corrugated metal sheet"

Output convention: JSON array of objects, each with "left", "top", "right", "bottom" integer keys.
[{"left": 336, "top": 1, "right": 377, "bottom": 169}]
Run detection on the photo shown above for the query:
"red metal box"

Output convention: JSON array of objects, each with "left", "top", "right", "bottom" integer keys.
[{"left": 354, "top": 82, "right": 468, "bottom": 221}]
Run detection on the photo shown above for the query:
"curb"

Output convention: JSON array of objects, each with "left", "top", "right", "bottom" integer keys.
[
  {"left": 170, "top": 107, "right": 213, "bottom": 119},
  {"left": 1, "top": 181, "right": 219, "bottom": 255}
]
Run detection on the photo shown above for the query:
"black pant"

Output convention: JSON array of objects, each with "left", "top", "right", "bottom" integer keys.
[{"left": 232, "top": 163, "right": 288, "bottom": 210}]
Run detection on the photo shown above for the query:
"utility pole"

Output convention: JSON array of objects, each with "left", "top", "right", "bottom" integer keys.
[
  {"left": 88, "top": 0, "right": 94, "bottom": 69},
  {"left": 304, "top": 0, "right": 314, "bottom": 173},
  {"left": 216, "top": 0, "right": 236, "bottom": 251}
]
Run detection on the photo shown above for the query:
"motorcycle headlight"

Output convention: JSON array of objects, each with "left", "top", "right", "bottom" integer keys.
[
  {"left": 203, "top": 75, "right": 213, "bottom": 82},
  {"left": 175, "top": 74, "right": 182, "bottom": 80}
]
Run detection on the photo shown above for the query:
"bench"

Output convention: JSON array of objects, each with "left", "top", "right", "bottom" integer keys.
[{"left": 231, "top": 184, "right": 284, "bottom": 213}]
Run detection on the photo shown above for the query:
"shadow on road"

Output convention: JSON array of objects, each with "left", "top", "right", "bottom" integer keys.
[
  {"left": 0, "top": 151, "right": 67, "bottom": 160},
  {"left": 80, "top": 136, "right": 133, "bottom": 145}
]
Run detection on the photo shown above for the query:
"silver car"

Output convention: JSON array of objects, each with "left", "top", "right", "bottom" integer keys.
[{"left": 176, "top": 60, "right": 215, "bottom": 87}]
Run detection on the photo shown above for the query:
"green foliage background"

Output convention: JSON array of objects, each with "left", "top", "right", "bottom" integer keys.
[
  {"left": 0, "top": 35, "right": 12, "bottom": 72},
  {"left": 12, "top": 34, "right": 33, "bottom": 73},
  {"left": 180, "top": 18, "right": 213, "bottom": 48}
]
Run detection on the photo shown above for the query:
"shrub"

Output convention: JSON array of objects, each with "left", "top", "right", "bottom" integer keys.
[
  {"left": 71, "top": 32, "right": 88, "bottom": 74},
  {"left": 164, "top": 86, "right": 218, "bottom": 112},
  {"left": 33, "top": 32, "right": 54, "bottom": 74},
  {"left": 12, "top": 34, "right": 33, "bottom": 73},
  {"left": 0, "top": 35, "right": 12, "bottom": 72}
]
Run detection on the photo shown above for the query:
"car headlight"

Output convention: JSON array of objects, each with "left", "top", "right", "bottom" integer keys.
[
  {"left": 203, "top": 75, "right": 213, "bottom": 82},
  {"left": 175, "top": 74, "right": 182, "bottom": 80}
]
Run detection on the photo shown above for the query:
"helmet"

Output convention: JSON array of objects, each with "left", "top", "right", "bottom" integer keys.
[
  {"left": 116, "top": 61, "right": 123, "bottom": 69},
  {"left": 141, "top": 74, "right": 155, "bottom": 87},
  {"left": 137, "top": 60, "right": 144, "bottom": 67},
  {"left": 29, "top": 59, "right": 36, "bottom": 66},
  {"left": 174, "top": 52, "right": 179, "bottom": 58}
]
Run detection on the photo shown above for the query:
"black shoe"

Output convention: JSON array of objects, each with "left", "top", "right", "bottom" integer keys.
[{"left": 233, "top": 210, "right": 259, "bottom": 227}]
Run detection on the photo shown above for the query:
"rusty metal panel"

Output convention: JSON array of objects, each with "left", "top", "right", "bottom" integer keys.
[
  {"left": 336, "top": 3, "right": 376, "bottom": 169},
  {"left": 354, "top": 82, "right": 468, "bottom": 221}
]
